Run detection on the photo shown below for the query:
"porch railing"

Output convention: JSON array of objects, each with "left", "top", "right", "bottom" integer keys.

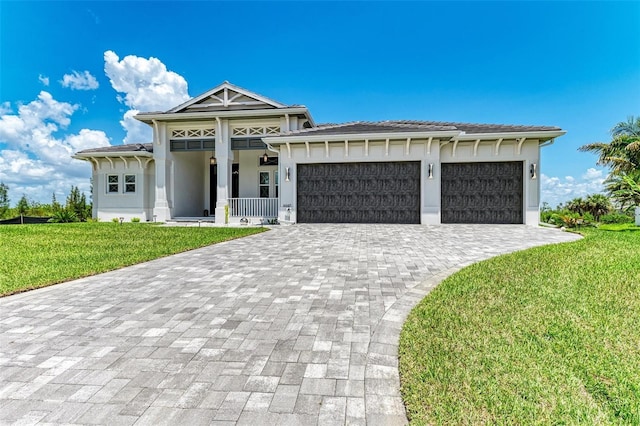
[{"left": 228, "top": 198, "right": 278, "bottom": 218}]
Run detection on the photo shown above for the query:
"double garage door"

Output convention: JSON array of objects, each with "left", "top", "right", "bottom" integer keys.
[
  {"left": 297, "top": 162, "right": 420, "bottom": 223},
  {"left": 296, "top": 161, "right": 524, "bottom": 224}
]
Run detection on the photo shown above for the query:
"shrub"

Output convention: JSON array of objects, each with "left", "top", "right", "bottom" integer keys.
[
  {"left": 131, "top": 217, "right": 140, "bottom": 223},
  {"left": 48, "top": 210, "right": 78, "bottom": 223},
  {"left": 111, "top": 218, "right": 119, "bottom": 223},
  {"left": 600, "top": 212, "right": 633, "bottom": 224}
]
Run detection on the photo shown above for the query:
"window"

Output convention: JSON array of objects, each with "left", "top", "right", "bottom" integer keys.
[
  {"left": 107, "top": 175, "right": 119, "bottom": 193},
  {"left": 259, "top": 172, "right": 269, "bottom": 198},
  {"left": 275, "top": 170, "right": 279, "bottom": 198},
  {"left": 124, "top": 175, "right": 136, "bottom": 193}
]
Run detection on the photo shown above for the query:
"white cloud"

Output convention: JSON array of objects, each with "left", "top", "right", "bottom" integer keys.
[
  {"left": 0, "top": 102, "right": 11, "bottom": 115},
  {"left": 104, "top": 50, "right": 189, "bottom": 144},
  {"left": 541, "top": 167, "right": 607, "bottom": 207},
  {"left": 60, "top": 70, "right": 99, "bottom": 90},
  {"left": 0, "top": 91, "right": 110, "bottom": 204},
  {"left": 39, "top": 74, "right": 50, "bottom": 86}
]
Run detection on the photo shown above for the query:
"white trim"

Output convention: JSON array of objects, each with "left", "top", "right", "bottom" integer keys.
[
  {"left": 265, "top": 130, "right": 461, "bottom": 144},
  {"left": 73, "top": 151, "right": 153, "bottom": 160},
  {"left": 473, "top": 139, "right": 481, "bottom": 156},
  {"left": 136, "top": 107, "right": 312, "bottom": 123},
  {"left": 455, "top": 130, "right": 566, "bottom": 141},
  {"left": 495, "top": 138, "right": 504, "bottom": 155},
  {"left": 166, "top": 81, "right": 287, "bottom": 113}
]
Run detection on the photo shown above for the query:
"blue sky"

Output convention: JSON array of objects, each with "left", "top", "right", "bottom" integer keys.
[{"left": 1, "top": 1, "right": 639, "bottom": 206}]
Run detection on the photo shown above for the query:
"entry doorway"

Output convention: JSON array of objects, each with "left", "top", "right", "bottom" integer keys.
[{"left": 210, "top": 163, "right": 239, "bottom": 212}]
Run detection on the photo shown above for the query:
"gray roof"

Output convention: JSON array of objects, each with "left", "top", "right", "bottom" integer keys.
[
  {"left": 76, "top": 143, "right": 153, "bottom": 154},
  {"left": 276, "top": 120, "right": 561, "bottom": 137}
]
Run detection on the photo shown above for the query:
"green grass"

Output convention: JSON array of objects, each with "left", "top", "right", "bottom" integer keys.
[
  {"left": 0, "top": 223, "right": 265, "bottom": 296},
  {"left": 399, "top": 228, "right": 640, "bottom": 425},
  {"left": 598, "top": 223, "right": 640, "bottom": 232}
]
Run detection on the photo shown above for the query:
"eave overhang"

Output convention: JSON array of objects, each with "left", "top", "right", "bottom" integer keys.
[
  {"left": 135, "top": 107, "right": 315, "bottom": 126},
  {"left": 72, "top": 151, "right": 154, "bottom": 160},
  {"left": 263, "top": 130, "right": 462, "bottom": 144},
  {"left": 453, "top": 130, "right": 566, "bottom": 142}
]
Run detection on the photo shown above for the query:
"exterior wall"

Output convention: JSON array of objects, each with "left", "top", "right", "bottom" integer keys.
[
  {"left": 439, "top": 139, "right": 540, "bottom": 225},
  {"left": 237, "top": 150, "right": 278, "bottom": 198},
  {"left": 172, "top": 151, "right": 205, "bottom": 216},
  {"left": 93, "top": 158, "right": 153, "bottom": 222},
  {"left": 277, "top": 138, "right": 439, "bottom": 224}
]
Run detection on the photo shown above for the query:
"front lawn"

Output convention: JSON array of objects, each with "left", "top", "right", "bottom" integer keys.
[
  {"left": 399, "top": 228, "right": 640, "bottom": 424},
  {"left": 0, "top": 223, "right": 265, "bottom": 296}
]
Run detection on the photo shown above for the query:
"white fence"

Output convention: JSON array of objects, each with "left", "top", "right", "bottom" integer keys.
[{"left": 228, "top": 198, "right": 278, "bottom": 218}]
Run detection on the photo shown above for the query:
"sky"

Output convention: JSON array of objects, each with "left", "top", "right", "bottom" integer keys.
[{"left": 0, "top": 1, "right": 639, "bottom": 207}]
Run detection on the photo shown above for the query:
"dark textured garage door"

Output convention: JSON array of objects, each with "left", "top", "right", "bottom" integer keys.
[
  {"left": 441, "top": 161, "right": 523, "bottom": 224},
  {"left": 297, "top": 162, "right": 420, "bottom": 223}
]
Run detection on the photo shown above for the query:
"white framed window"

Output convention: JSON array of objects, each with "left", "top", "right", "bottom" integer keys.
[
  {"left": 124, "top": 175, "right": 136, "bottom": 193},
  {"left": 107, "top": 175, "right": 119, "bottom": 193},
  {"left": 259, "top": 171, "right": 270, "bottom": 198},
  {"left": 274, "top": 170, "right": 279, "bottom": 198}
]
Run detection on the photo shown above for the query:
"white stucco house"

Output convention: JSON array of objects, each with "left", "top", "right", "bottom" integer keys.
[{"left": 73, "top": 81, "right": 565, "bottom": 225}]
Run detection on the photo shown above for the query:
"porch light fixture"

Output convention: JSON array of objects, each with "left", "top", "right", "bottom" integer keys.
[
  {"left": 428, "top": 163, "right": 434, "bottom": 179},
  {"left": 530, "top": 163, "right": 537, "bottom": 180},
  {"left": 262, "top": 150, "right": 269, "bottom": 163},
  {"left": 285, "top": 167, "right": 291, "bottom": 182},
  {"left": 210, "top": 151, "right": 216, "bottom": 165}
]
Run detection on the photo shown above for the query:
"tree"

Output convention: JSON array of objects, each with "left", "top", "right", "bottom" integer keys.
[
  {"left": 66, "top": 186, "right": 88, "bottom": 221},
  {"left": 579, "top": 116, "right": 640, "bottom": 174},
  {"left": 0, "top": 182, "right": 9, "bottom": 218},
  {"left": 605, "top": 171, "right": 640, "bottom": 211},
  {"left": 52, "top": 192, "right": 62, "bottom": 213},
  {"left": 579, "top": 116, "right": 640, "bottom": 209},
  {"left": 566, "top": 197, "right": 586, "bottom": 215},
  {"left": 16, "top": 194, "right": 29, "bottom": 216},
  {"left": 584, "top": 193, "right": 612, "bottom": 221}
]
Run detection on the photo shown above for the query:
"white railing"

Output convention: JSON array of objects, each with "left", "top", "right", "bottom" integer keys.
[{"left": 228, "top": 198, "right": 278, "bottom": 218}]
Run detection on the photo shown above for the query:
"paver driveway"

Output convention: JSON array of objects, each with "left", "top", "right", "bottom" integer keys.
[{"left": 0, "top": 224, "right": 580, "bottom": 425}]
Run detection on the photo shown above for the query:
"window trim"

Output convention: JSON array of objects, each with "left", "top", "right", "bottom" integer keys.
[
  {"left": 124, "top": 174, "right": 136, "bottom": 194},
  {"left": 107, "top": 174, "right": 119, "bottom": 194}
]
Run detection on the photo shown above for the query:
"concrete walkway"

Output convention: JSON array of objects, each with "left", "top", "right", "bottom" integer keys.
[{"left": 0, "top": 224, "right": 580, "bottom": 425}]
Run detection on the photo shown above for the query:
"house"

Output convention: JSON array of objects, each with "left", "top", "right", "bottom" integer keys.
[{"left": 73, "top": 81, "right": 565, "bottom": 225}]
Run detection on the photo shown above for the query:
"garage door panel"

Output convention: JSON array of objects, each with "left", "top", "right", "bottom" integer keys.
[
  {"left": 297, "top": 162, "right": 420, "bottom": 224},
  {"left": 441, "top": 162, "right": 523, "bottom": 224}
]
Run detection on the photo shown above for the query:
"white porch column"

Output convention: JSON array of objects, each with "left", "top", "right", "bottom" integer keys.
[
  {"left": 153, "top": 122, "right": 172, "bottom": 222},
  {"left": 215, "top": 118, "right": 231, "bottom": 224},
  {"left": 154, "top": 159, "right": 171, "bottom": 221}
]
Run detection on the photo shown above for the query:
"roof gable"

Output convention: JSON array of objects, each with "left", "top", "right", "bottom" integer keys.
[{"left": 167, "top": 81, "right": 287, "bottom": 113}]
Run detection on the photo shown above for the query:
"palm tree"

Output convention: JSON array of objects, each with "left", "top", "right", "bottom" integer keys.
[
  {"left": 611, "top": 116, "right": 640, "bottom": 138},
  {"left": 605, "top": 171, "right": 640, "bottom": 211},
  {"left": 579, "top": 116, "right": 640, "bottom": 174},
  {"left": 580, "top": 117, "right": 640, "bottom": 218},
  {"left": 585, "top": 194, "right": 612, "bottom": 220}
]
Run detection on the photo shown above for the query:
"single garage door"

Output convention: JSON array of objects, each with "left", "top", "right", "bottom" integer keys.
[
  {"left": 297, "top": 162, "right": 420, "bottom": 223},
  {"left": 441, "top": 161, "right": 523, "bottom": 224}
]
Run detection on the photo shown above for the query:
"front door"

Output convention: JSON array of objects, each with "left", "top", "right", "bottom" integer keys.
[{"left": 210, "top": 163, "right": 239, "bottom": 213}]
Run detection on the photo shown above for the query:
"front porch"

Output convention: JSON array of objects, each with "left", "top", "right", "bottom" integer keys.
[
  {"left": 163, "top": 146, "right": 281, "bottom": 224},
  {"left": 169, "top": 197, "right": 279, "bottom": 225}
]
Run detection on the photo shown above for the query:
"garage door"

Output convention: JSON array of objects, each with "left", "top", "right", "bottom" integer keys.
[
  {"left": 441, "top": 161, "right": 523, "bottom": 224},
  {"left": 297, "top": 162, "right": 420, "bottom": 223}
]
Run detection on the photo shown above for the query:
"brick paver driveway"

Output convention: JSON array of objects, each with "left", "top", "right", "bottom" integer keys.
[{"left": 0, "top": 224, "right": 580, "bottom": 425}]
